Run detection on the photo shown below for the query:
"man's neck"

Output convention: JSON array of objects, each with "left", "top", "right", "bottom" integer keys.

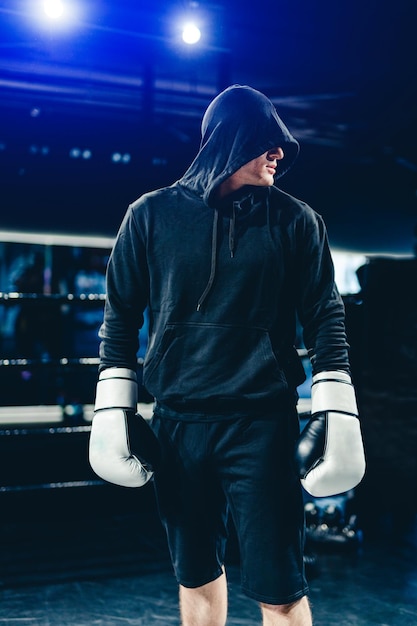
[{"left": 216, "top": 179, "right": 243, "bottom": 199}]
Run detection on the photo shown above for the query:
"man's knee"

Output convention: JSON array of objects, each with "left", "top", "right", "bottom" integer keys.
[
  {"left": 261, "top": 599, "right": 298, "bottom": 614},
  {"left": 180, "top": 572, "right": 228, "bottom": 626},
  {"left": 260, "top": 595, "right": 312, "bottom": 624}
]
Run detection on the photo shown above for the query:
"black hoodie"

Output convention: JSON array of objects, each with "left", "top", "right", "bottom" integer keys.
[{"left": 99, "top": 85, "right": 349, "bottom": 419}]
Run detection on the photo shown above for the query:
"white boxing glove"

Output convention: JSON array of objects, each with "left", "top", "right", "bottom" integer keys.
[
  {"left": 295, "top": 370, "right": 366, "bottom": 497},
  {"left": 89, "top": 367, "right": 159, "bottom": 488}
]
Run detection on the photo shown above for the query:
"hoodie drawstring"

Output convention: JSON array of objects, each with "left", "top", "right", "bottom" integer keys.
[
  {"left": 229, "top": 204, "right": 236, "bottom": 258},
  {"left": 266, "top": 190, "right": 273, "bottom": 245},
  {"left": 196, "top": 201, "right": 239, "bottom": 311},
  {"left": 197, "top": 209, "right": 219, "bottom": 311}
]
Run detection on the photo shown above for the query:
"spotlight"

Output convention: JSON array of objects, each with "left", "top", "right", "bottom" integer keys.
[
  {"left": 111, "top": 153, "right": 131, "bottom": 164},
  {"left": 28, "top": 145, "right": 50, "bottom": 156},
  {"left": 30, "top": 0, "right": 79, "bottom": 29},
  {"left": 43, "top": 0, "right": 64, "bottom": 20},
  {"left": 182, "top": 22, "right": 201, "bottom": 44}
]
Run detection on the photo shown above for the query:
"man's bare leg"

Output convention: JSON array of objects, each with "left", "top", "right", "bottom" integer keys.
[
  {"left": 261, "top": 596, "right": 312, "bottom": 625},
  {"left": 179, "top": 567, "right": 227, "bottom": 626}
]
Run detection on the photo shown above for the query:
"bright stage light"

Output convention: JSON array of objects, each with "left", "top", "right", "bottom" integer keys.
[
  {"left": 29, "top": 1, "right": 79, "bottom": 32},
  {"left": 182, "top": 22, "right": 201, "bottom": 44},
  {"left": 43, "top": 0, "right": 65, "bottom": 19}
]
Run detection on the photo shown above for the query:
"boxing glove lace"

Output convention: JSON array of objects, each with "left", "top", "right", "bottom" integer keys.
[
  {"left": 295, "top": 370, "right": 366, "bottom": 497},
  {"left": 89, "top": 367, "right": 159, "bottom": 488}
]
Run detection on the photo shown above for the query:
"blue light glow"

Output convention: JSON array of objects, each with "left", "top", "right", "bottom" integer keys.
[
  {"left": 182, "top": 22, "right": 201, "bottom": 45},
  {"left": 43, "top": 0, "right": 64, "bottom": 20}
]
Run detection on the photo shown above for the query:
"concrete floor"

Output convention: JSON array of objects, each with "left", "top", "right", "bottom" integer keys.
[{"left": 0, "top": 484, "right": 416, "bottom": 625}]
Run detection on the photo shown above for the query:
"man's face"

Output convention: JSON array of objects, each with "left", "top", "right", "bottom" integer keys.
[{"left": 229, "top": 147, "right": 285, "bottom": 189}]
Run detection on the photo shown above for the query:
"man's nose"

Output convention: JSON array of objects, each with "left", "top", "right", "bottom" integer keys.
[{"left": 267, "top": 147, "right": 284, "bottom": 161}]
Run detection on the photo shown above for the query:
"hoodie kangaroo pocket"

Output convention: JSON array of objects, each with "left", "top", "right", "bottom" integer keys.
[{"left": 143, "top": 322, "right": 287, "bottom": 406}]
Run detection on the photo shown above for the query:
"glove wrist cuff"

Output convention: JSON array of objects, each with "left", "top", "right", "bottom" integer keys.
[
  {"left": 95, "top": 367, "right": 137, "bottom": 412},
  {"left": 311, "top": 370, "right": 358, "bottom": 416},
  {"left": 312, "top": 370, "right": 351, "bottom": 384}
]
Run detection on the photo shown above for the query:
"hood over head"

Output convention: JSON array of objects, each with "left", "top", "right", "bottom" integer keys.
[{"left": 179, "top": 84, "right": 300, "bottom": 205}]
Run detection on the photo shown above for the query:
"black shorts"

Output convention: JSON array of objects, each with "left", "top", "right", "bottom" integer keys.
[{"left": 149, "top": 406, "right": 309, "bottom": 605}]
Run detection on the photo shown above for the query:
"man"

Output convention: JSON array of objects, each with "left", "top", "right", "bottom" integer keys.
[{"left": 89, "top": 85, "right": 366, "bottom": 625}]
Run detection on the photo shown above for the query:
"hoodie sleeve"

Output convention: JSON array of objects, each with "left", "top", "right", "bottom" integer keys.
[
  {"left": 98, "top": 204, "right": 149, "bottom": 372},
  {"left": 295, "top": 208, "right": 350, "bottom": 375}
]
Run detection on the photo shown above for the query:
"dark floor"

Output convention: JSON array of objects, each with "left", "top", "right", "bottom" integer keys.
[{"left": 0, "top": 484, "right": 416, "bottom": 626}]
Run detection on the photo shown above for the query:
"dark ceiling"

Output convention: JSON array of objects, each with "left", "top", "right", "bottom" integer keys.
[{"left": 0, "top": 0, "right": 416, "bottom": 253}]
